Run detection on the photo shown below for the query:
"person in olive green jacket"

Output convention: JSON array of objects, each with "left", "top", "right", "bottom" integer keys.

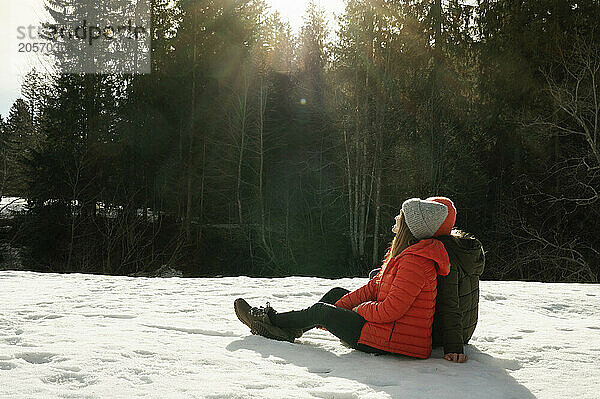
[
  {"left": 432, "top": 230, "right": 485, "bottom": 362},
  {"left": 368, "top": 229, "right": 485, "bottom": 363}
]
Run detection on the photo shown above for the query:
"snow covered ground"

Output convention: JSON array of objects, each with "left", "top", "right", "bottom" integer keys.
[
  {"left": 0, "top": 271, "right": 598, "bottom": 398},
  {"left": 0, "top": 197, "right": 27, "bottom": 218}
]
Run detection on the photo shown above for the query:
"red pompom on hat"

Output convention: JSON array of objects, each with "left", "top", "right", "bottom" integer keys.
[{"left": 426, "top": 196, "right": 456, "bottom": 236}]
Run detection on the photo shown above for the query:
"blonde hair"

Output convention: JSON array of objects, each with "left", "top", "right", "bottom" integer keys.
[{"left": 376, "top": 211, "right": 417, "bottom": 281}]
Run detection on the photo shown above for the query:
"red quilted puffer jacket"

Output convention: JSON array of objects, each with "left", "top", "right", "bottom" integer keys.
[{"left": 335, "top": 239, "right": 451, "bottom": 358}]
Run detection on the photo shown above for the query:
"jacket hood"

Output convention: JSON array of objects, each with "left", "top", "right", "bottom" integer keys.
[
  {"left": 401, "top": 238, "right": 451, "bottom": 276},
  {"left": 435, "top": 234, "right": 485, "bottom": 276}
]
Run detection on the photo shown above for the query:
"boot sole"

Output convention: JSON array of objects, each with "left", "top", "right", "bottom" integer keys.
[{"left": 249, "top": 320, "right": 296, "bottom": 343}]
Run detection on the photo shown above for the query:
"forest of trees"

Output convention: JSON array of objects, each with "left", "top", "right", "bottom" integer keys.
[{"left": 0, "top": 0, "right": 599, "bottom": 282}]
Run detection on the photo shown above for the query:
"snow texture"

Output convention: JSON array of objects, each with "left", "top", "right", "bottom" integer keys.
[
  {"left": 0, "top": 197, "right": 27, "bottom": 218},
  {"left": 0, "top": 271, "right": 599, "bottom": 398}
]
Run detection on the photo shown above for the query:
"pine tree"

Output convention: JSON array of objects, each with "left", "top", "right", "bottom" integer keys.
[
  {"left": 0, "top": 114, "right": 8, "bottom": 197},
  {"left": 4, "top": 100, "right": 35, "bottom": 196}
]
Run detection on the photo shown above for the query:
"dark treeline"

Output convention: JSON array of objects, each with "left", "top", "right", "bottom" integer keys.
[{"left": 1, "top": 0, "right": 599, "bottom": 282}]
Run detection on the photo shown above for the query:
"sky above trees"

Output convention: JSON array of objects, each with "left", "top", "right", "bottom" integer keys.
[
  {"left": 266, "top": 0, "right": 344, "bottom": 32},
  {"left": 0, "top": 0, "right": 344, "bottom": 116},
  {"left": 0, "top": 0, "right": 48, "bottom": 116}
]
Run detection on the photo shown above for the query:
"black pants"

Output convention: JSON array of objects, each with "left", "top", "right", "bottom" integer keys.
[{"left": 270, "top": 287, "right": 387, "bottom": 355}]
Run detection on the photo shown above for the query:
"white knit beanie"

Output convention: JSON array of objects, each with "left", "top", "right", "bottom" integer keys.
[{"left": 401, "top": 198, "right": 449, "bottom": 240}]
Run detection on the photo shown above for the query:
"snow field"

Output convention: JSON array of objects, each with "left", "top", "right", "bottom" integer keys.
[{"left": 0, "top": 271, "right": 598, "bottom": 398}]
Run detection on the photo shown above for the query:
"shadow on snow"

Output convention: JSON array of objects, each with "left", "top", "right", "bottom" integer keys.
[{"left": 226, "top": 336, "right": 534, "bottom": 399}]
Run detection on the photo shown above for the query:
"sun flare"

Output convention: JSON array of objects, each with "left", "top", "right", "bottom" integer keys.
[{"left": 265, "top": 0, "right": 345, "bottom": 32}]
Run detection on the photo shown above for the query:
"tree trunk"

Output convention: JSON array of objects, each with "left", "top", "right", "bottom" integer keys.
[
  {"left": 185, "top": 26, "right": 199, "bottom": 241},
  {"left": 358, "top": 137, "right": 367, "bottom": 258},
  {"left": 237, "top": 75, "right": 249, "bottom": 226},
  {"left": 344, "top": 129, "right": 357, "bottom": 258},
  {"left": 199, "top": 138, "right": 206, "bottom": 243},
  {"left": 259, "top": 75, "right": 266, "bottom": 245}
]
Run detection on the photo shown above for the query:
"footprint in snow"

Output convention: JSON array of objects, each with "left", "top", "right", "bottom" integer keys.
[
  {"left": 307, "top": 367, "right": 332, "bottom": 374},
  {"left": 368, "top": 380, "right": 398, "bottom": 387},
  {"left": 53, "top": 365, "right": 81, "bottom": 372},
  {"left": 99, "top": 357, "right": 119, "bottom": 363},
  {"left": 0, "top": 361, "right": 18, "bottom": 370},
  {"left": 245, "top": 383, "right": 271, "bottom": 390},
  {"left": 297, "top": 381, "right": 322, "bottom": 388},
  {"left": 15, "top": 352, "right": 57, "bottom": 364},
  {"left": 542, "top": 303, "right": 573, "bottom": 312},
  {"left": 483, "top": 294, "right": 507, "bottom": 301},
  {"left": 81, "top": 314, "right": 137, "bottom": 319},
  {"left": 133, "top": 350, "right": 155, "bottom": 357},
  {"left": 474, "top": 336, "right": 497, "bottom": 342},
  {"left": 41, "top": 372, "right": 96, "bottom": 387},
  {"left": 142, "top": 324, "right": 237, "bottom": 337},
  {"left": 3, "top": 336, "right": 22, "bottom": 345},
  {"left": 24, "top": 314, "right": 63, "bottom": 320},
  {"left": 139, "top": 376, "right": 153, "bottom": 384},
  {"left": 540, "top": 345, "right": 567, "bottom": 350}
]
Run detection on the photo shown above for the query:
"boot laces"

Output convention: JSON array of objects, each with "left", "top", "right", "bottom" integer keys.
[{"left": 249, "top": 302, "right": 276, "bottom": 322}]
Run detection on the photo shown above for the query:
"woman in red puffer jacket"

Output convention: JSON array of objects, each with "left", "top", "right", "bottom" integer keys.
[
  {"left": 234, "top": 197, "right": 453, "bottom": 359},
  {"left": 334, "top": 235, "right": 449, "bottom": 358}
]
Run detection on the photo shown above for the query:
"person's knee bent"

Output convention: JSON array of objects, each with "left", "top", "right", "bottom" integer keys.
[
  {"left": 307, "top": 302, "right": 333, "bottom": 325},
  {"left": 328, "top": 287, "right": 349, "bottom": 298},
  {"left": 319, "top": 287, "right": 349, "bottom": 304},
  {"left": 309, "top": 302, "right": 329, "bottom": 315}
]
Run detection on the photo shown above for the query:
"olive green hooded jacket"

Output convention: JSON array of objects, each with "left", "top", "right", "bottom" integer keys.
[{"left": 431, "top": 232, "right": 485, "bottom": 354}]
